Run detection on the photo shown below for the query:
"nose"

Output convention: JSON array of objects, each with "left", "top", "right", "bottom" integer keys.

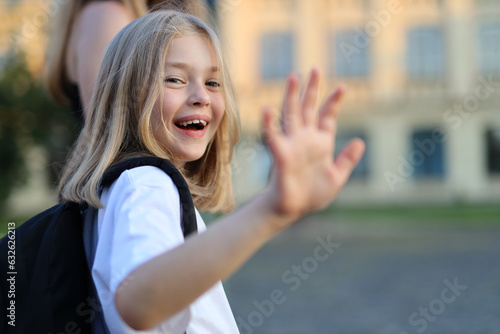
[{"left": 188, "top": 82, "right": 210, "bottom": 108}]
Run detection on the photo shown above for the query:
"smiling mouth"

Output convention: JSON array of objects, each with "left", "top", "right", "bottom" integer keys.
[{"left": 174, "top": 119, "right": 208, "bottom": 131}]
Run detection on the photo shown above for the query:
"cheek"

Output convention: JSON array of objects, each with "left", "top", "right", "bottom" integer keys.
[
  {"left": 156, "top": 90, "right": 183, "bottom": 122},
  {"left": 150, "top": 114, "right": 167, "bottom": 144},
  {"left": 150, "top": 103, "right": 170, "bottom": 142},
  {"left": 212, "top": 96, "right": 226, "bottom": 124},
  {"left": 152, "top": 95, "right": 166, "bottom": 125},
  {"left": 151, "top": 104, "right": 161, "bottom": 126}
]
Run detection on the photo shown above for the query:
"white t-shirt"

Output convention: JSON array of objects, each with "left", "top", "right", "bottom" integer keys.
[{"left": 92, "top": 166, "right": 240, "bottom": 333}]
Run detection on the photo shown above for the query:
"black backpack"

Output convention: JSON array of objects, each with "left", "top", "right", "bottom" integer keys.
[{"left": 0, "top": 157, "right": 198, "bottom": 334}]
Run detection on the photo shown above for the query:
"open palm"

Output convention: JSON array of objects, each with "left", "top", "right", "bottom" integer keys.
[{"left": 263, "top": 69, "right": 365, "bottom": 221}]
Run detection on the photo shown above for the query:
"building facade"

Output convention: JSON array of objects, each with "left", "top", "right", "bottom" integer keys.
[{"left": 220, "top": 0, "right": 500, "bottom": 205}]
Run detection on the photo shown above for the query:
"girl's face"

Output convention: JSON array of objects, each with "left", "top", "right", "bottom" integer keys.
[{"left": 152, "top": 34, "right": 225, "bottom": 165}]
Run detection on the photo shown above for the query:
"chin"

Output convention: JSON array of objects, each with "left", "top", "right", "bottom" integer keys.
[{"left": 175, "top": 150, "right": 206, "bottom": 164}]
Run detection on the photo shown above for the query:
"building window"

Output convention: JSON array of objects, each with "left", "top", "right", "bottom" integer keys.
[
  {"left": 407, "top": 27, "right": 445, "bottom": 80},
  {"left": 260, "top": 33, "right": 294, "bottom": 80},
  {"left": 479, "top": 24, "right": 500, "bottom": 76},
  {"left": 331, "top": 30, "right": 371, "bottom": 78},
  {"left": 486, "top": 128, "right": 500, "bottom": 175},
  {"left": 335, "top": 132, "right": 369, "bottom": 179},
  {"left": 410, "top": 129, "right": 445, "bottom": 178}
]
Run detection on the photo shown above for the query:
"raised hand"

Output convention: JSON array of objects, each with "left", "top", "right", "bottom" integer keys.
[{"left": 263, "top": 69, "right": 365, "bottom": 223}]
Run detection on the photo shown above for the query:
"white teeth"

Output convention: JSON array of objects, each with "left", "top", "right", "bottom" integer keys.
[{"left": 177, "top": 119, "right": 208, "bottom": 128}]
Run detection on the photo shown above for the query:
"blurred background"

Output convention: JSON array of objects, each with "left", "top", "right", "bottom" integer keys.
[
  {"left": 223, "top": 0, "right": 500, "bottom": 206},
  {"left": 0, "top": 0, "right": 499, "bottom": 333}
]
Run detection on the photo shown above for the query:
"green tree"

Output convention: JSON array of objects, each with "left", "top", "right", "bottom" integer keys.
[{"left": 0, "top": 53, "right": 78, "bottom": 214}]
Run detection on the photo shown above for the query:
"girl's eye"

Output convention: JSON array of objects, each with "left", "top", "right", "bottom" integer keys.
[
  {"left": 164, "top": 77, "right": 184, "bottom": 84},
  {"left": 206, "top": 81, "right": 221, "bottom": 88}
]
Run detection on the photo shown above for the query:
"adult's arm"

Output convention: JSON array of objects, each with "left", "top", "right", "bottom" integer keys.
[{"left": 69, "top": 2, "right": 133, "bottom": 117}]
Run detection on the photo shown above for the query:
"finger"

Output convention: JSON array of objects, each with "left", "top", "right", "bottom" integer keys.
[
  {"left": 332, "top": 138, "right": 365, "bottom": 184},
  {"left": 262, "top": 107, "right": 285, "bottom": 164},
  {"left": 318, "top": 85, "right": 346, "bottom": 133},
  {"left": 281, "top": 73, "right": 300, "bottom": 134},
  {"left": 301, "top": 68, "right": 320, "bottom": 126}
]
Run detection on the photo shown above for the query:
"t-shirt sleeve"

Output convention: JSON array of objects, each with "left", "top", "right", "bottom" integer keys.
[
  {"left": 94, "top": 166, "right": 191, "bottom": 332},
  {"left": 106, "top": 166, "right": 186, "bottom": 293}
]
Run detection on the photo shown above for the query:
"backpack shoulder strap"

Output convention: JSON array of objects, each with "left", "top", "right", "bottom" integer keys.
[
  {"left": 82, "top": 157, "right": 196, "bottom": 333},
  {"left": 100, "top": 156, "right": 197, "bottom": 237},
  {"left": 82, "top": 207, "right": 109, "bottom": 334}
]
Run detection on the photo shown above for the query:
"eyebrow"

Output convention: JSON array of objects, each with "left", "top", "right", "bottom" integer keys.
[{"left": 165, "top": 62, "right": 220, "bottom": 73}]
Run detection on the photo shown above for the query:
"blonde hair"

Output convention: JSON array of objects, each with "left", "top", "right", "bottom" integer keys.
[{"left": 57, "top": 10, "right": 240, "bottom": 213}]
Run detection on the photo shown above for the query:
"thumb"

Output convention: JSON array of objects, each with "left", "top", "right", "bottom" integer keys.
[{"left": 333, "top": 138, "right": 365, "bottom": 182}]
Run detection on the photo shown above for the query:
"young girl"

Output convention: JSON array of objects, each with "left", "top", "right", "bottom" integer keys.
[{"left": 57, "top": 9, "right": 365, "bottom": 333}]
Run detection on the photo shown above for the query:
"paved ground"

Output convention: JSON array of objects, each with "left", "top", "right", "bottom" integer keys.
[{"left": 223, "top": 216, "right": 500, "bottom": 334}]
